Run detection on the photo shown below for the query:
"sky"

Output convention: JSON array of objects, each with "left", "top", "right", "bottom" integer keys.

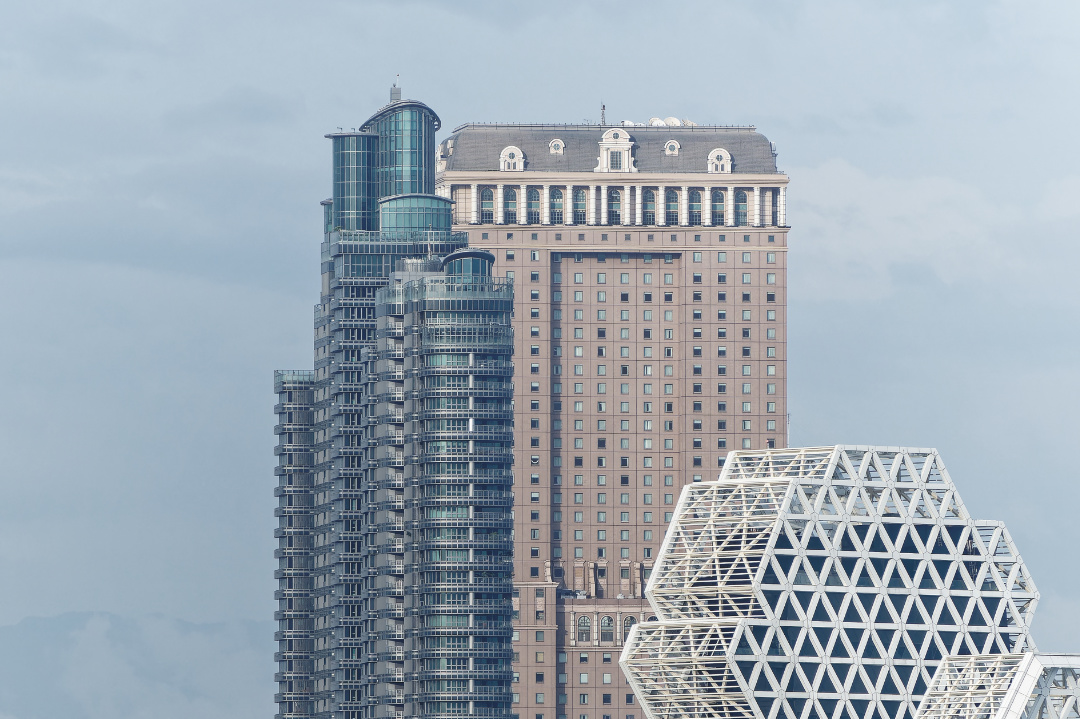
[{"left": 0, "top": 0, "right": 1078, "bottom": 716}]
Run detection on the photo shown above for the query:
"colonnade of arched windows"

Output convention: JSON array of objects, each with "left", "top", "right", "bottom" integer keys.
[
  {"left": 469, "top": 185, "right": 779, "bottom": 227},
  {"left": 572, "top": 615, "right": 640, "bottom": 643}
]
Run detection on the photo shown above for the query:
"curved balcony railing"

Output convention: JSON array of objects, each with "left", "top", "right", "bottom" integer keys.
[
  {"left": 413, "top": 668, "right": 513, "bottom": 682},
  {"left": 416, "top": 497, "right": 512, "bottom": 512},
  {"left": 416, "top": 408, "right": 513, "bottom": 422},
  {"left": 416, "top": 540, "right": 512, "bottom": 554},
  {"left": 416, "top": 429, "right": 513, "bottom": 443},
  {"left": 415, "top": 558, "right": 513, "bottom": 572},
  {"left": 416, "top": 363, "right": 512, "bottom": 376},
  {"left": 418, "top": 449, "right": 513, "bottom": 463},
  {"left": 416, "top": 517, "right": 513, "bottom": 531},
  {"left": 415, "top": 647, "right": 512, "bottom": 662}
]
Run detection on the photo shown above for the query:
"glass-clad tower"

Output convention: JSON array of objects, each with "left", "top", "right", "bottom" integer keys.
[
  {"left": 360, "top": 250, "right": 515, "bottom": 719},
  {"left": 274, "top": 90, "right": 514, "bottom": 719}
]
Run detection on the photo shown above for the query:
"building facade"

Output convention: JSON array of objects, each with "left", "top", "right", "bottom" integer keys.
[
  {"left": 436, "top": 120, "right": 790, "bottom": 719},
  {"left": 621, "top": 445, "right": 1043, "bottom": 719},
  {"left": 273, "top": 91, "right": 517, "bottom": 719},
  {"left": 358, "top": 250, "right": 515, "bottom": 719}
]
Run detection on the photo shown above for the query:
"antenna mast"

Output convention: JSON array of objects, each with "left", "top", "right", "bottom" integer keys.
[{"left": 600, "top": 103, "right": 606, "bottom": 126}]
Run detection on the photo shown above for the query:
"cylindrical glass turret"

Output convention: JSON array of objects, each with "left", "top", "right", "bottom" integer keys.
[{"left": 329, "top": 132, "right": 378, "bottom": 231}]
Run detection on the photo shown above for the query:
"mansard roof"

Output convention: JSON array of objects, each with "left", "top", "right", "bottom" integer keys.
[{"left": 440, "top": 123, "right": 779, "bottom": 174}]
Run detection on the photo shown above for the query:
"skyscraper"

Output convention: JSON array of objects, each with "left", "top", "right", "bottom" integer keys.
[
  {"left": 273, "top": 90, "right": 517, "bottom": 719},
  {"left": 436, "top": 119, "right": 789, "bottom": 718},
  {"left": 279, "top": 99, "right": 791, "bottom": 719}
]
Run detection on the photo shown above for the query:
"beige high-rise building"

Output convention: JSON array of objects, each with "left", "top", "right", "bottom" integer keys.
[{"left": 436, "top": 118, "right": 789, "bottom": 719}]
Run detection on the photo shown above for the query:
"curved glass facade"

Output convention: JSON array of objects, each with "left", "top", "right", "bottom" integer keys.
[
  {"left": 378, "top": 194, "right": 453, "bottom": 235},
  {"left": 442, "top": 249, "right": 494, "bottom": 280},
  {"left": 329, "top": 132, "right": 378, "bottom": 231},
  {"left": 363, "top": 101, "right": 440, "bottom": 200}
]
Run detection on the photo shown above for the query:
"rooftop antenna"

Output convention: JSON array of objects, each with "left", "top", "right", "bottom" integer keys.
[
  {"left": 390, "top": 75, "right": 401, "bottom": 102},
  {"left": 600, "top": 103, "right": 606, "bottom": 126}
]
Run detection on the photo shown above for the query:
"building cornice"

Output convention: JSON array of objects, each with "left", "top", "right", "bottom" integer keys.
[{"left": 436, "top": 170, "right": 789, "bottom": 186}]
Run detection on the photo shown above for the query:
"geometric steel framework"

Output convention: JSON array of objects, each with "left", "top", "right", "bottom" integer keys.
[
  {"left": 917, "top": 653, "right": 1080, "bottom": 719},
  {"left": 622, "top": 446, "right": 1042, "bottom": 719}
]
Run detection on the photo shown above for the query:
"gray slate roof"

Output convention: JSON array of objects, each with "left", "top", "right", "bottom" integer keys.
[{"left": 440, "top": 124, "right": 778, "bottom": 174}]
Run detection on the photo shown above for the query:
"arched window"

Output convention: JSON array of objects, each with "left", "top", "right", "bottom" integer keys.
[
  {"left": 688, "top": 189, "right": 702, "bottom": 226},
  {"left": 527, "top": 188, "right": 541, "bottom": 225},
  {"left": 504, "top": 187, "right": 518, "bottom": 224},
  {"left": 550, "top": 188, "right": 564, "bottom": 224},
  {"left": 623, "top": 616, "right": 636, "bottom": 641},
  {"left": 573, "top": 188, "right": 587, "bottom": 225},
  {"left": 600, "top": 616, "right": 614, "bottom": 642},
  {"left": 735, "top": 190, "right": 748, "bottom": 226},
  {"left": 642, "top": 189, "right": 656, "bottom": 225},
  {"left": 608, "top": 189, "right": 621, "bottom": 226},
  {"left": 480, "top": 188, "right": 494, "bottom": 224},
  {"left": 712, "top": 190, "right": 725, "bottom": 225},
  {"left": 665, "top": 189, "right": 679, "bottom": 225},
  {"left": 577, "top": 616, "right": 592, "bottom": 642}
]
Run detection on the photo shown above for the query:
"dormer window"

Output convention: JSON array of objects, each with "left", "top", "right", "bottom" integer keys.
[
  {"left": 708, "top": 148, "right": 732, "bottom": 173},
  {"left": 500, "top": 145, "right": 525, "bottom": 171},
  {"left": 595, "top": 128, "right": 637, "bottom": 173},
  {"left": 549, "top": 139, "right": 565, "bottom": 155},
  {"left": 664, "top": 140, "right": 681, "bottom": 156}
]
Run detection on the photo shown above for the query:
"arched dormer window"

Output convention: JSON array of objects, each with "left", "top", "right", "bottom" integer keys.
[
  {"left": 734, "top": 190, "right": 748, "bottom": 226},
  {"left": 665, "top": 189, "right": 679, "bottom": 225},
  {"left": 480, "top": 188, "right": 494, "bottom": 224},
  {"left": 504, "top": 187, "right": 518, "bottom": 223},
  {"left": 708, "top": 148, "right": 732, "bottom": 173},
  {"left": 688, "top": 189, "right": 702, "bottom": 225},
  {"left": 595, "top": 128, "right": 637, "bottom": 173},
  {"left": 500, "top": 146, "right": 524, "bottom": 171},
  {"left": 642, "top": 189, "right": 656, "bottom": 225},
  {"left": 608, "top": 188, "right": 621, "bottom": 225},
  {"left": 577, "top": 616, "right": 592, "bottom": 642},
  {"left": 527, "top": 188, "right": 541, "bottom": 224},
  {"left": 664, "top": 140, "right": 681, "bottom": 156},
  {"left": 550, "top": 187, "right": 564, "bottom": 224},
  {"left": 549, "top": 139, "right": 565, "bottom": 155}
]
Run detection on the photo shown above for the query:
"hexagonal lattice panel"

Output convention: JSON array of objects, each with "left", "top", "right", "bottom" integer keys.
[
  {"left": 621, "top": 446, "right": 1040, "bottom": 719},
  {"left": 917, "top": 653, "right": 1080, "bottom": 719}
]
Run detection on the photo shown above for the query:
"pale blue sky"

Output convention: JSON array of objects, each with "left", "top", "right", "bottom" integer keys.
[{"left": 0, "top": 1, "right": 1078, "bottom": 716}]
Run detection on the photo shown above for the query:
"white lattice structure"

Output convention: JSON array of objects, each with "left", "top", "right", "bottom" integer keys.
[
  {"left": 621, "top": 446, "right": 1042, "bottom": 719},
  {"left": 917, "top": 653, "right": 1080, "bottom": 719}
]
